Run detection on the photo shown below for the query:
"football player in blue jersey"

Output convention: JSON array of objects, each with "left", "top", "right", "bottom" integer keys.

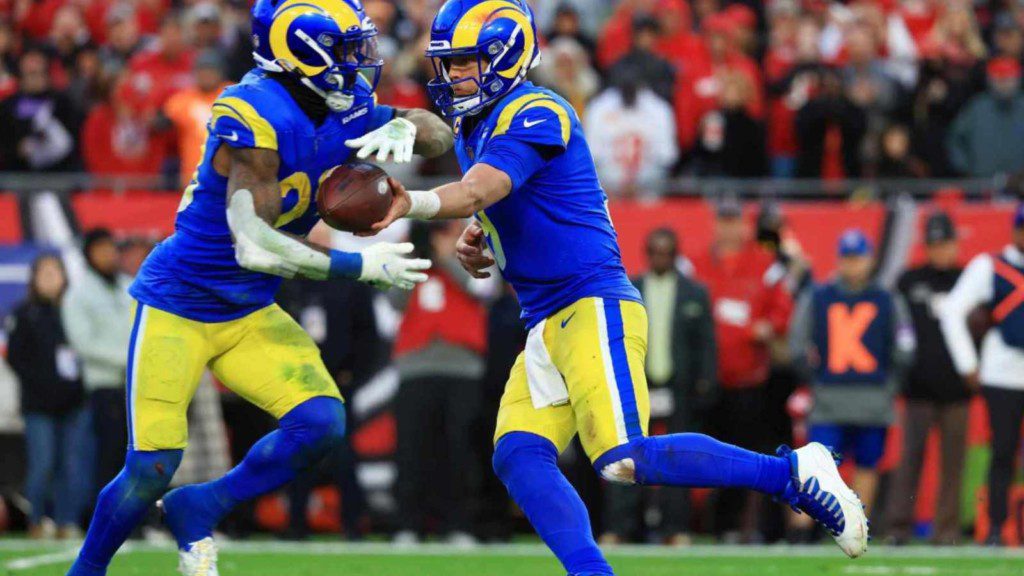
[
  {"left": 366, "top": 0, "right": 869, "bottom": 572},
  {"left": 66, "top": 1, "right": 452, "bottom": 575}
]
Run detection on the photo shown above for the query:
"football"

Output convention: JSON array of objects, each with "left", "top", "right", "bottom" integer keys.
[{"left": 316, "top": 161, "right": 393, "bottom": 233}]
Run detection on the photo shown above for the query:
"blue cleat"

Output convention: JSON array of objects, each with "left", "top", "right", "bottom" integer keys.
[{"left": 776, "top": 443, "right": 869, "bottom": 558}]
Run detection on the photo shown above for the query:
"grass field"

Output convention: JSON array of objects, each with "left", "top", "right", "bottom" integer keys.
[{"left": 2, "top": 540, "right": 1023, "bottom": 576}]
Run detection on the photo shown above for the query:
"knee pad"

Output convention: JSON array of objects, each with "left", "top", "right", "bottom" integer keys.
[
  {"left": 492, "top": 432, "right": 557, "bottom": 481},
  {"left": 282, "top": 397, "right": 347, "bottom": 450},
  {"left": 123, "top": 450, "right": 182, "bottom": 499}
]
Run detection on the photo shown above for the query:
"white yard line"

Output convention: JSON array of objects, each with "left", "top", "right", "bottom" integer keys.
[
  {"left": 3, "top": 544, "right": 134, "bottom": 572},
  {"left": 4, "top": 547, "right": 81, "bottom": 571}
]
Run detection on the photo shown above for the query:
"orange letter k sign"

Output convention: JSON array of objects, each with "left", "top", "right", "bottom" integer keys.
[{"left": 827, "top": 302, "right": 878, "bottom": 374}]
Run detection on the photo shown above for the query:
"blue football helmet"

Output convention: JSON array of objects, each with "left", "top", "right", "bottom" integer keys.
[
  {"left": 251, "top": 0, "right": 382, "bottom": 111},
  {"left": 425, "top": 0, "right": 541, "bottom": 118}
]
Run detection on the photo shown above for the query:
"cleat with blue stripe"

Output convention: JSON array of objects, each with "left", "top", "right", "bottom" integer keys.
[{"left": 776, "top": 443, "right": 869, "bottom": 558}]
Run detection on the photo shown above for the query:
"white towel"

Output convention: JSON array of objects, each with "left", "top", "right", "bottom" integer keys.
[{"left": 524, "top": 319, "right": 570, "bottom": 409}]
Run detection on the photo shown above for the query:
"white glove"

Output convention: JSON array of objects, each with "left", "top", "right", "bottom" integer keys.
[
  {"left": 358, "top": 242, "right": 431, "bottom": 290},
  {"left": 345, "top": 117, "right": 417, "bottom": 163}
]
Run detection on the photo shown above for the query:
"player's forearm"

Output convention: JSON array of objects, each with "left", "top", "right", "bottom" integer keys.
[
  {"left": 396, "top": 108, "right": 453, "bottom": 158},
  {"left": 225, "top": 147, "right": 362, "bottom": 280},
  {"left": 432, "top": 179, "right": 492, "bottom": 218},
  {"left": 406, "top": 164, "right": 512, "bottom": 219}
]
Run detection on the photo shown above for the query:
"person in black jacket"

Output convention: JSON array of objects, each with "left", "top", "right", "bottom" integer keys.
[
  {"left": 0, "top": 48, "right": 82, "bottom": 172},
  {"left": 887, "top": 211, "right": 972, "bottom": 545},
  {"left": 5, "top": 253, "right": 87, "bottom": 539}
]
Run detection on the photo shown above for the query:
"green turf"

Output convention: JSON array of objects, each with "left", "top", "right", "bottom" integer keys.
[{"left": 2, "top": 542, "right": 1023, "bottom": 576}]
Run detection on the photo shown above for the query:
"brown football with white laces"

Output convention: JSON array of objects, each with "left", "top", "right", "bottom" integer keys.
[{"left": 316, "top": 161, "right": 392, "bottom": 233}]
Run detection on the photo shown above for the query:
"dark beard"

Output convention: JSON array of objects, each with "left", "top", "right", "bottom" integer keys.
[{"left": 268, "top": 72, "right": 329, "bottom": 125}]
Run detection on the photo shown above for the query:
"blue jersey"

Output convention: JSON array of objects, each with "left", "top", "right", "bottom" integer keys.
[
  {"left": 454, "top": 82, "right": 640, "bottom": 328},
  {"left": 130, "top": 70, "right": 394, "bottom": 322}
]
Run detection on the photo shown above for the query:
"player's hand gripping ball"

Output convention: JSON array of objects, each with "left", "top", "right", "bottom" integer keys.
[{"left": 316, "top": 162, "right": 393, "bottom": 233}]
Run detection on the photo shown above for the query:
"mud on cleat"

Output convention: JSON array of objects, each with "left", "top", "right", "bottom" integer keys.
[
  {"left": 177, "top": 536, "right": 219, "bottom": 576},
  {"left": 776, "top": 443, "right": 869, "bottom": 558}
]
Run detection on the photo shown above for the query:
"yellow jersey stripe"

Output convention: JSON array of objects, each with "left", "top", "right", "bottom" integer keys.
[
  {"left": 211, "top": 97, "right": 279, "bottom": 150},
  {"left": 491, "top": 93, "right": 571, "bottom": 145}
]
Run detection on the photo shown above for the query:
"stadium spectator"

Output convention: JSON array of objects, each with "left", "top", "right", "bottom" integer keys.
[
  {"left": 909, "top": 44, "right": 978, "bottom": 177},
  {"left": 532, "top": 37, "right": 599, "bottom": 116},
  {"left": 392, "top": 221, "right": 492, "bottom": 545},
  {"left": 690, "top": 198, "right": 791, "bottom": 543},
  {"left": 922, "top": 2, "right": 987, "bottom": 69},
  {"left": 162, "top": 49, "right": 230, "bottom": 187},
  {"left": 763, "top": 0, "right": 812, "bottom": 177},
  {"left": 607, "top": 14, "right": 676, "bottom": 104},
  {"left": 691, "top": 68, "right": 767, "bottom": 177},
  {"left": 840, "top": 22, "right": 905, "bottom": 176},
  {"left": 888, "top": 211, "right": 971, "bottom": 546},
  {"left": 97, "top": 3, "right": 144, "bottom": 75},
  {"left": 545, "top": 3, "right": 597, "bottom": 63},
  {"left": 946, "top": 57, "right": 1024, "bottom": 177},
  {"left": 80, "top": 73, "right": 166, "bottom": 177},
  {"left": 61, "top": 229, "right": 133, "bottom": 492},
  {"left": 722, "top": 3, "right": 758, "bottom": 59},
  {"left": 186, "top": 1, "right": 252, "bottom": 83},
  {"left": 990, "top": 13, "right": 1024, "bottom": 64},
  {"left": 584, "top": 69, "right": 678, "bottom": 197},
  {"left": 601, "top": 228, "right": 716, "bottom": 546},
  {"left": 125, "top": 11, "right": 195, "bottom": 113},
  {"left": 940, "top": 204, "right": 1024, "bottom": 546},
  {"left": 755, "top": 201, "right": 810, "bottom": 448},
  {"left": 65, "top": 45, "right": 104, "bottom": 112},
  {"left": 5, "top": 253, "right": 87, "bottom": 539},
  {"left": 794, "top": 65, "right": 868, "bottom": 178},
  {"left": 789, "top": 230, "right": 914, "bottom": 528},
  {"left": 674, "top": 11, "right": 763, "bottom": 156},
  {"left": 0, "top": 47, "right": 82, "bottom": 172},
  {"left": 875, "top": 124, "right": 927, "bottom": 178},
  {"left": 46, "top": 4, "right": 93, "bottom": 85}
]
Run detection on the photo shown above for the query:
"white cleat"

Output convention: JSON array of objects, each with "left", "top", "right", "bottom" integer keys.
[
  {"left": 778, "top": 443, "right": 869, "bottom": 558},
  {"left": 177, "top": 536, "right": 219, "bottom": 576}
]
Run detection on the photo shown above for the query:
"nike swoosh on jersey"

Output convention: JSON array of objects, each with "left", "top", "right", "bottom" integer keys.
[
  {"left": 222, "top": 131, "right": 240, "bottom": 142},
  {"left": 560, "top": 311, "right": 576, "bottom": 328},
  {"left": 523, "top": 118, "right": 547, "bottom": 128}
]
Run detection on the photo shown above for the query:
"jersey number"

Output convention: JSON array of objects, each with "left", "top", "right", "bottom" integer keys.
[{"left": 178, "top": 163, "right": 312, "bottom": 231}]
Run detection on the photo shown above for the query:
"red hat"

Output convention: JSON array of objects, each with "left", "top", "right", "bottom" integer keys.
[
  {"left": 988, "top": 57, "right": 1022, "bottom": 80},
  {"left": 724, "top": 4, "right": 756, "bottom": 30}
]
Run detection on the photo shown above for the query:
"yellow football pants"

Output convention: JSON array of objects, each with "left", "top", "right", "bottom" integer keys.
[{"left": 125, "top": 301, "right": 341, "bottom": 451}]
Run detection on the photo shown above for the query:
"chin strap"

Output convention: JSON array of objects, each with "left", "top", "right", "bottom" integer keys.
[{"left": 299, "top": 76, "right": 354, "bottom": 112}]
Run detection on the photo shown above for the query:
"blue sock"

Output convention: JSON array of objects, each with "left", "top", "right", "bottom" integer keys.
[
  {"left": 493, "top": 432, "right": 613, "bottom": 576},
  {"left": 594, "top": 434, "right": 792, "bottom": 496},
  {"left": 67, "top": 450, "right": 182, "bottom": 576},
  {"left": 163, "top": 397, "right": 346, "bottom": 548}
]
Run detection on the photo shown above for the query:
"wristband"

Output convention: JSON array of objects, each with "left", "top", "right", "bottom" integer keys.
[
  {"left": 328, "top": 250, "right": 363, "bottom": 279},
  {"left": 406, "top": 190, "right": 441, "bottom": 219}
]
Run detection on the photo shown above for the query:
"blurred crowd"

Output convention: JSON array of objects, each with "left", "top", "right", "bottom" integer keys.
[
  {"left": 5, "top": 200, "right": 1024, "bottom": 547},
  {"left": 3, "top": 0, "right": 1024, "bottom": 194}
]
